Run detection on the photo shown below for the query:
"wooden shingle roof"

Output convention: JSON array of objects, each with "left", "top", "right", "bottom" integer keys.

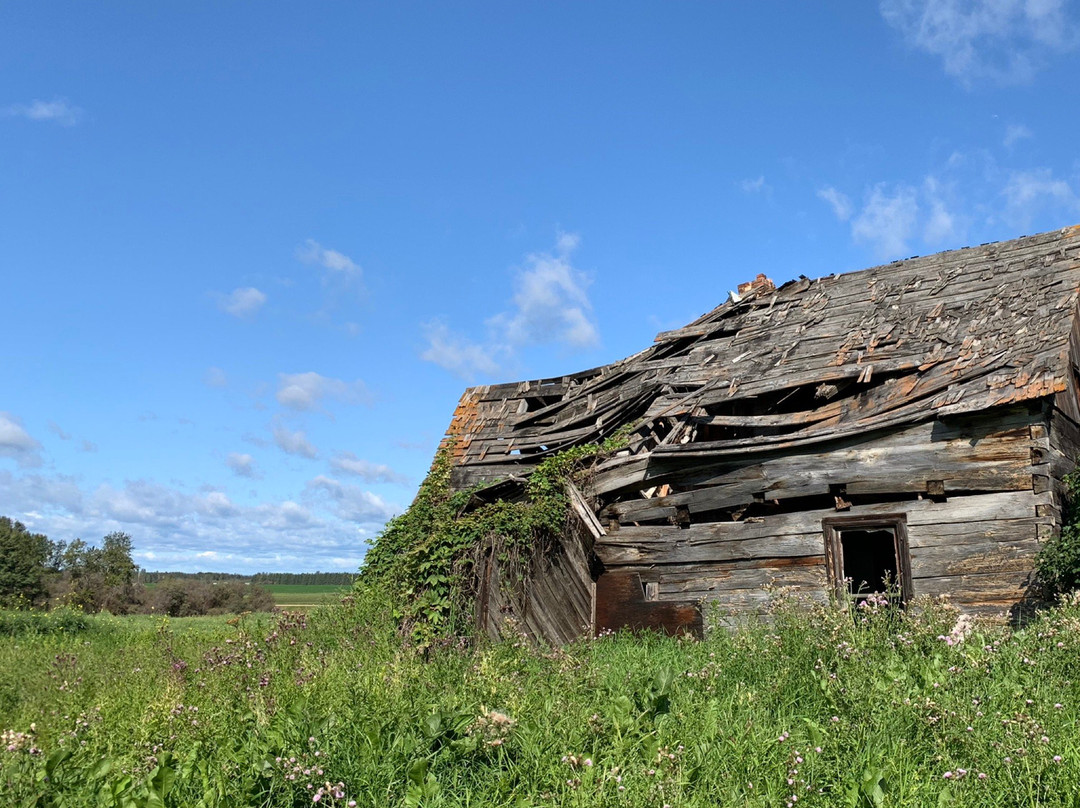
[{"left": 444, "top": 225, "right": 1080, "bottom": 489}]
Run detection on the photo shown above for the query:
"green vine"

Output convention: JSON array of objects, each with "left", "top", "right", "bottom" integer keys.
[
  {"left": 359, "top": 431, "right": 629, "bottom": 647},
  {"left": 1036, "top": 469, "right": 1080, "bottom": 597}
]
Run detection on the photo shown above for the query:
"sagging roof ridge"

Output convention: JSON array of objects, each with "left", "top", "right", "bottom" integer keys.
[{"left": 443, "top": 224, "right": 1080, "bottom": 476}]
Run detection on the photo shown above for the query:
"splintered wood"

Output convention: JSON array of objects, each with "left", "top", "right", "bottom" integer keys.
[{"left": 440, "top": 225, "right": 1080, "bottom": 641}]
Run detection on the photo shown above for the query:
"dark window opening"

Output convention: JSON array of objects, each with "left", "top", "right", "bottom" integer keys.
[
  {"left": 823, "top": 515, "right": 912, "bottom": 607},
  {"left": 840, "top": 528, "right": 897, "bottom": 599}
]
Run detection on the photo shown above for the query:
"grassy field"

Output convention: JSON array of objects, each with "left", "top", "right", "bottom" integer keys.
[
  {"left": 263, "top": 584, "right": 349, "bottom": 609},
  {"left": 2, "top": 591, "right": 1080, "bottom": 806}
]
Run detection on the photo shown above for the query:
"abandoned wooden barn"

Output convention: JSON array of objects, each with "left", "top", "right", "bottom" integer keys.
[{"left": 440, "top": 225, "right": 1080, "bottom": 642}]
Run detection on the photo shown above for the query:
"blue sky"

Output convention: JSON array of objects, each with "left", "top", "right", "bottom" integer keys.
[{"left": 3, "top": 1, "right": 1080, "bottom": 573}]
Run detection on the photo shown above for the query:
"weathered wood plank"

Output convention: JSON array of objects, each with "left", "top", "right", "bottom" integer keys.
[
  {"left": 602, "top": 490, "right": 1045, "bottom": 546},
  {"left": 596, "top": 531, "right": 825, "bottom": 566},
  {"left": 909, "top": 539, "right": 1042, "bottom": 578}
]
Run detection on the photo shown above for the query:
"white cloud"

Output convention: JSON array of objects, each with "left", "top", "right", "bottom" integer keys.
[
  {"left": 272, "top": 423, "right": 319, "bottom": 459},
  {"left": 0, "top": 469, "right": 391, "bottom": 574},
  {"left": 880, "top": 0, "right": 1078, "bottom": 84},
  {"left": 226, "top": 452, "right": 260, "bottom": 479},
  {"left": 203, "top": 367, "right": 228, "bottom": 388},
  {"left": 1004, "top": 123, "right": 1034, "bottom": 147},
  {"left": 822, "top": 150, "right": 1080, "bottom": 260},
  {"left": 0, "top": 470, "right": 84, "bottom": 514},
  {"left": 329, "top": 452, "right": 408, "bottom": 485},
  {"left": 216, "top": 287, "right": 267, "bottom": 319},
  {"left": 306, "top": 475, "right": 399, "bottom": 524},
  {"left": 421, "top": 233, "right": 600, "bottom": 379},
  {"left": 297, "top": 240, "right": 362, "bottom": 277},
  {"left": 275, "top": 371, "right": 370, "bottom": 412},
  {"left": 921, "top": 176, "right": 963, "bottom": 246},
  {"left": 254, "top": 500, "right": 318, "bottom": 530},
  {"left": 4, "top": 98, "right": 82, "bottom": 126},
  {"left": 1001, "top": 168, "right": 1080, "bottom": 228},
  {"left": 817, "top": 186, "right": 854, "bottom": 221},
  {"left": 851, "top": 183, "right": 920, "bottom": 259},
  {"left": 490, "top": 234, "right": 599, "bottom": 349},
  {"left": 0, "top": 412, "right": 42, "bottom": 468},
  {"left": 420, "top": 320, "right": 505, "bottom": 380},
  {"left": 47, "top": 420, "right": 71, "bottom": 441},
  {"left": 740, "top": 175, "right": 771, "bottom": 195}
]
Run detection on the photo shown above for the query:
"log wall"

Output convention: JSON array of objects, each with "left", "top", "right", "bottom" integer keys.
[{"left": 593, "top": 407, "right": 1052, "bottom": 623}]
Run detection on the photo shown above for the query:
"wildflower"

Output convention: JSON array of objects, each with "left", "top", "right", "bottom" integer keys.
[
  {"left": 1054, "top": 756, "right": 1063, "bottom": 763},
  {"left": 943, "top": 772, "right": 954, "bottom": 779}
]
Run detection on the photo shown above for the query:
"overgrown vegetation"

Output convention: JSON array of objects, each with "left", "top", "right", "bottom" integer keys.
[
  {"left": 3, "top": 589, "right": 1080, "bottom": 806},
  {"left": 1036, "top": 470, "right": 1080, "bottom": 598},
  {"left": 361, "top": 437, "right": 623, "bottom": 645}
]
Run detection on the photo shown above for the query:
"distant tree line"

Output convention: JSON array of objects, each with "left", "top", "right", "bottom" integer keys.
[
  {"left": 139, "top": 570, "right": 248, "bottom": 584},
  {"left": 0, "top": 517, "right": 274, "bottom": 616},
  {"left": 138, "top": 571, "right": 357, "bottom": 586},
  {"left": 251, "top": 572, "right": 357, "bottom": 586}
]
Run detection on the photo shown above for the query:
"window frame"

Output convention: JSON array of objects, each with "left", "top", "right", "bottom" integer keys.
[{"left": 821, "top": 513, "right": 913, "bottom": 605}]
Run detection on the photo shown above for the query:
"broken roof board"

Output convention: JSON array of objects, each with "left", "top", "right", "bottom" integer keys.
[{"left": 443, "top": 225, "right": 1080, "bottom": 485}]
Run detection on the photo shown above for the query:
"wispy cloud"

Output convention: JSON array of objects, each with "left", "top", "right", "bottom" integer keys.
[
  {"left": 329, "top": 452, "right": 408, "bottom": 485},
  {"left": 817, "top": 187, "right": 854, "bottom": 221},
  {"left": 0, "top": 468, "right": 397, "bottom": 573},
  {"left": 275, "top": 372, "right": 370, "bottom": 413},
  {"left": 921, "top": 176, "right": 963, "bottom": 246},
  {"left": 216, "top": 287, "right": 267, "bottom": 319},
  {"left": 880, "top": 0, "right": 1078, "bottom": 85},
  {"left": 421, "top": 232, "right": 599, "bottom": 380},
  {"left": 272, "top": 423, "right": 319, "bottom": 459},
  {"left": 4, "top": 97, "right": 82, "bottom": 126},
  {"left": 297, "top": 239, "right": 362, "bottom": 278},
  {"left": 305, "top": 475, "right": 398, "bottom": 524},
  {"left": 420, "top": 320, "right": 506, "bottom": 380},
  {"left": 1004, "top": 123, "right": 1033, "bottom": 147},
  {"left": 820, "top": 147, "right": 1080, "bottom": 261},
  {"left": 47, "top": 420, "right": 71, "bottom": 441},
  {"left": 1001, "top": 168, "right": 1080, "bottom": 228},
  {"left": 739, "top": 175, "right": 772, "bottom": 195},
  {"left": 0, "top": 412, "right": 42, "bottom": 468},
  {"left": 851, "top": 183, "right": 921, "bottom": 259},
  {"left": 203, "top": 367, "right": 228, "bottom": 388},
  {"left": 226, "top": 452, "right": 260, "bottom": 479}
]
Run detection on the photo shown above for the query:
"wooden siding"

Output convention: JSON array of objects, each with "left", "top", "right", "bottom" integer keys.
[{"left": 438, "top": 226, "right": 1080, "bottom": 643}]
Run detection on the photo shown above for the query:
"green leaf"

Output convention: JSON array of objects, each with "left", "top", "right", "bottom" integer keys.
[
  {"left": 45, "top": 748, "right": 71, "bottom": 779},
  {"left": 407, "top": 758, "right": 430, "bottom": 787}
]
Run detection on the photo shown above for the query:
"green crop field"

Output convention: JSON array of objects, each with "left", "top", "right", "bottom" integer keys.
[{"left": 263, "top": 584, "right": 349, "bottom": 609}]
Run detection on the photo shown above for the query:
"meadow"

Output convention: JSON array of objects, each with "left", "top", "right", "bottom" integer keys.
[{"left": 2, "top": 589, "right": 1080, "bottom": 807}]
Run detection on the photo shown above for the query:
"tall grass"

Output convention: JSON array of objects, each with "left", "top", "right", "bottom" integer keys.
[{"left": 2, "top": 590, "right": 1079, "bottom": 806}]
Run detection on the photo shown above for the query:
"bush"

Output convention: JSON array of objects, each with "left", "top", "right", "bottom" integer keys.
[
  {"left": 0, "top": 606, "right": 89, "bottom": 636},
  {"left": 143, "top": 578, "right": 276, "bottom": 616},
  {"left": 1036, "top": 470, "right": 1080, "bottom": 596}
]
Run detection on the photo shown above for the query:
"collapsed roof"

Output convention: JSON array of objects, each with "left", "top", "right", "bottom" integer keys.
[{"left": 443, "top": 225, "right": 1080, "bottom": 491}]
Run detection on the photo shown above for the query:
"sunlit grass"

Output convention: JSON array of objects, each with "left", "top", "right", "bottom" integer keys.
[{"left": 2, "top": 591, "right": 1079, "bottom": 806}]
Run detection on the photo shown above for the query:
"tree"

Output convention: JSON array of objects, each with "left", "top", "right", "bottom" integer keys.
[
  {"left": 0, "top": 517, "right": 53, "bottom": 607},
  {"left": 101, "top": 532, "right": 135, "bottom": 587}
]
